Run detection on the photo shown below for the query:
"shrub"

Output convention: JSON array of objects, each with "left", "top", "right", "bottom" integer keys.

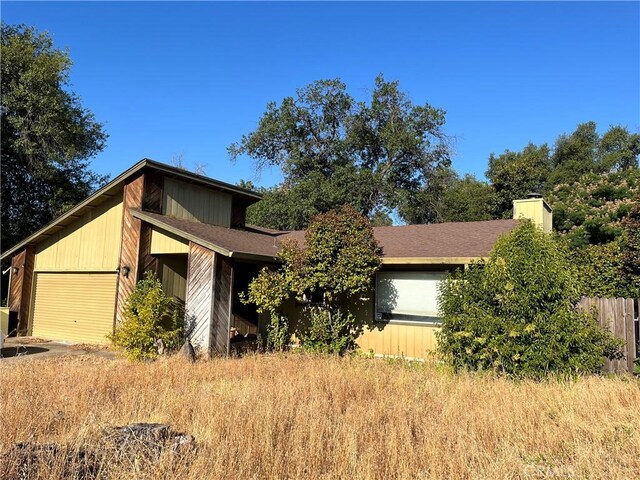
[
  {"left": 298, "top": 307, "right": 354, "bottom": 355},
  {"left": 244, "top": 205, "right": 381, "bottom": 354},
  {"left": 109, "top": 272, "right": 184, "bottom": 361},
  {"left": 437, "top": 220, "right": 622, "bottom": 378},
  {"left": 265, "top": 312, "right": 290, "bottom": 352}
]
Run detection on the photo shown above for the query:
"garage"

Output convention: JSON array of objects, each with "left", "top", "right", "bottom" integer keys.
[{"left": 31, "top": 272, "right": 118, "bottom": 344}]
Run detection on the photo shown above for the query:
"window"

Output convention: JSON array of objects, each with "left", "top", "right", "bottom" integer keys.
[{"left": 375, "top": 271, "right": 444, "bottom": 323}]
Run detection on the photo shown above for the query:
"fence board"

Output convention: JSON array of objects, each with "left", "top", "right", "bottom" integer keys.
[{"left": 578, "top": 297, "right": 638, "bottom": 374}]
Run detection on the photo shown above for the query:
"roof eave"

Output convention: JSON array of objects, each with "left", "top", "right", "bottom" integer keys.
[{"left": 131, "top": 210, "right": 278, "bottom": 263}]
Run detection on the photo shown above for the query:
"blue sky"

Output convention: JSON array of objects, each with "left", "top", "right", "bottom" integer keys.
[{"left": 3, "top": 2, "right": 639, "bottom": 188}]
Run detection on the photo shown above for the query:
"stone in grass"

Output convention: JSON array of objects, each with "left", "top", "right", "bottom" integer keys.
[
  {"left": 179, "top": 340, "right": 196, "bottom": 363},
  {"left": 3, "top": 424, "right": 196, "bottom": 479},
  {"left": 101, "top": 423, "right": 196, "bottom": 461}
]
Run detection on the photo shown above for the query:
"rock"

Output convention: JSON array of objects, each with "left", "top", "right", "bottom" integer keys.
[
  {"left": 2, "top": 424, "right": 196, "bottom": 479},
  {"left": 3, "top": 442, "right": 98, "bottom": 480},
  {"left": 101, "top": 423, "right": 196, "bottom": 460},
  {"left": 179, "top": 340, "right": 196, "bottom": 362}
]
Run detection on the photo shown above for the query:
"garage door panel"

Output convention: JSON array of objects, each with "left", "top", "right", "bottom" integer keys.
[{"left": 32, "top": 273, "right": 117, "bottom": 344}]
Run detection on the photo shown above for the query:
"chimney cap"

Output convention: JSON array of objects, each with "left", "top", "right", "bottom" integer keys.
[{"left": 526, "top": 192, "right": 543, "bottom": 199}]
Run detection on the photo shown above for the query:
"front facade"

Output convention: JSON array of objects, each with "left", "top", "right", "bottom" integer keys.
[{"left": 1, "top": 159, "right": 552, "bottom": 358}]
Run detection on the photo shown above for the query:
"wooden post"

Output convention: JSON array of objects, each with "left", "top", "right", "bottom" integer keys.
[{"left": 9, "top": 245, "right": 35, "bottom": 336}]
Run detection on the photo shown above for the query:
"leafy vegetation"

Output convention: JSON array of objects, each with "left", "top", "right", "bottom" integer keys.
[
  {"left": 231, "top": 75, "right": 451, "bottom": 230},
  {"left": 1, "top": 24, "right": 108, "bottom": 251},
  {"left": 437, "top": 221, "right": 622, "bottom": 378},
  {"left": 110, "top": 272, "right": 185, "bottom": 361},
  {"left": 244, "top": 205, "right": 381, "bottom": 353}
]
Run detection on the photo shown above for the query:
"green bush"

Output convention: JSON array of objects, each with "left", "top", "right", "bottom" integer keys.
[
  {"left": 244, "top": 205, "right": 381, "bottom": 354},
  {"left": 265, "top": 312, "right": 290, "bottom": 352},
  {"left": 437, "top": 220, "right": 622, "bottom": 378},
  {"left": 298, "top": 307, "right": 354, "bottom": 355},
  {"left": 109, "top": 272, "right": 185, "bottom": 361}
]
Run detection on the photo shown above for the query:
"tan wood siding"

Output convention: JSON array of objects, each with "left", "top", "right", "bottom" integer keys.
[
  {"left": 163, "top": 178, "right": 231, "bottom": 227},
  {"left": 185, "top": 242, "right": 216, "bottom": 353},
  {"left": 357, "top": 323, "right": 440, "bottom": 359},
  {"left": 160, "top": 255, "right": 188, "bottom": 302},
  {"left": 35, "top": 194, "right": 123, "bottom": 272},
  {"left": 31, "top": 272, "right": 118, "bottom": 344},
  {"left": 150, "top": 227, "right": 189, "bottom": 254}
]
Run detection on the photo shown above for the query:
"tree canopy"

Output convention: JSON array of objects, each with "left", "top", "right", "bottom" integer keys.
[
  {"left": 231, "top": 75, "right": 451, "bottom": 230},
  {"left": 1, "top": 24, "right": 108, "bottom": 251}
]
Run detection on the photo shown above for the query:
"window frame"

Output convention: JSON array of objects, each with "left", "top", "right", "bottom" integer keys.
[{"left": 374, "top": 270, "right": 446, "bottom": 326}]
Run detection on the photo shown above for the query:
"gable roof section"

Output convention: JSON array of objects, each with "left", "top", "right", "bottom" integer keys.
[
  {"left": 1, "top": 158, "right": 262, "bottom": 261},
  {"left": 132, "top": 210, "right": 281, "bottom": 261}
]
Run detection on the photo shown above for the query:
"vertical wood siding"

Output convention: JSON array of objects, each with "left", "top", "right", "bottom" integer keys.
[
  {"left": 163, "top": 178, "right": 231, "bottom": 227},
  {"left": 212, "top": 255, "right": 233, "bottom": 355},
  {"left": 138, "top": 172, "right": 164, "bottom": 278},
  {"left": 185, "top": 242, "right": 216, "bottom": 354},
  {"left": 160, "top": 255, "right": 188, "bottom": 302},
  {"left": 357, "top": 323, "right": 440, "bottom": 359},
  {"left": 115, "top": 173, "right": 145, "bottom": 323},
  {"left": 150, "top": 228, "right": 189, "bottom": 254},
  {"left": 141, "top": 171, "right": 164, "bottom": 213},
  {"left": 34, "top": 194, "right": 123, "bottom": 271},
  {"left": 9, "top": 245, "right": 35, "bottom": 335}
]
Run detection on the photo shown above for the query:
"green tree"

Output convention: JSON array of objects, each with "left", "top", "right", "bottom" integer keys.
[
  {"left": 230, "top": 75, "right": 450, "bottom": 229},
  {"left": 621, "top": 197, "right": 640, "bottom": 295},
  {"left": 437, "top": 221, "right": 621, "bottom": 378},
  {"left": 486, "top": 143, "right": 552, "bottom": 218},
  {"left": 549, "top": 121, "right": 601, "bottom": 185},
  {"left": 244, "top": 205, "right": 382, "bottom": 353},
  {"left": 548, "top": 169, "right": 640, "bottom": 247},
  {"left": 1, "top": 24, "right": 108, "bottom": 251},
  {"left": 440, "top": 173, "right": 494, "bottom": 222}
]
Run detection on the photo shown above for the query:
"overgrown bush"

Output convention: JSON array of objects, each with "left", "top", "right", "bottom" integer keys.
[
  {"left": 298, "top": 307, "right": 354, "bottom": 354},
  {"left": 243, "top": 205, "right": 381, "bottom": 354},
  {"left": 437, "top": 220, "right": 622, "bottom": 378},
  {"left": 266, "top": 312, "right": 290, "bottom": 352},
  {"left": 109, "top": 272, "right": 184, "bottom": 361}
]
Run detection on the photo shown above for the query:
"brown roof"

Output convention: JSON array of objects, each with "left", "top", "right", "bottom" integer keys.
[
  {"left": 371, "top": 219, "right": 518, "bottom": 258},
  {"left": 280, "top": 219, "right": 519, "bottom": 259},
  {"left": 134, "top": 210, "right": 519, "bottom": 262},
  {"left": 132, "top": 210, "right": 281, "bottom": 260}
]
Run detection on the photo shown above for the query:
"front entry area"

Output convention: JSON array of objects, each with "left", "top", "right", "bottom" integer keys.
[{"left": 31, "top": 272, "right": 118, "bottom": 344}]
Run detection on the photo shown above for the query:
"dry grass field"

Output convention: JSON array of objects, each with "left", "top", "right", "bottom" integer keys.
[{"left": 1, "top": 354, "right": 639, "bottom": 479}]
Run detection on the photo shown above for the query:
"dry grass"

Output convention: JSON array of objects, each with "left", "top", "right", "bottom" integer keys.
[{"left": 1, "top": 354, "right": 639, "bottom": 479}]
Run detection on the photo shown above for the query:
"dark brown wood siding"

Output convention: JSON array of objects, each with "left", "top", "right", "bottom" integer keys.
[
  {"left": 230, "top": 197, "right": 248, "bottom": 229},
  {"left": 9, "top": 245, "right": 35, "bottom": 335},
  {"left": 185, "top": 242, "right": 216, "bottom": 354},
  {"left": 138, "top": 171, "right": 164, "bottom": 276},
  {"left": 115, "top": 173, "right": 144, "bottom": 323},
  {"left": 142, "top": 171, "right": 164, "bottom": 213},
  {"left": 115, "top": 169, "right": 165, "bottom": 323},
  {"left": 212, "top": 255, "right": 233, "bottom": 355}
]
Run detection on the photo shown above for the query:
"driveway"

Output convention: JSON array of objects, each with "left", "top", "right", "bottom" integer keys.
[{"left": 0, "top": 337, "right": 116, "bottom": 363}]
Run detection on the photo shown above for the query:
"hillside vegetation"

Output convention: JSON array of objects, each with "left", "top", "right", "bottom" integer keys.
[{"left": 1, "top": 355, "right": 639, "bottom": 479}]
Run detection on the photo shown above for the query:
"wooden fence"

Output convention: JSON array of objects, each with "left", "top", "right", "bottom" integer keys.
[{"left": 578, "top": 297, "right": 639, "bottom": 374}]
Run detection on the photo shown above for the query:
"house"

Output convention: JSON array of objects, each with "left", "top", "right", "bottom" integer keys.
[{"left": 0, "top": 159, "right": 552, "bottom": 358}]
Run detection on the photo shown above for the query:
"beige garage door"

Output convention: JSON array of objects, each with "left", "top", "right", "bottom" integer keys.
[{"left": 32, "top": 272, "right": 118, "bottom": 344}]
